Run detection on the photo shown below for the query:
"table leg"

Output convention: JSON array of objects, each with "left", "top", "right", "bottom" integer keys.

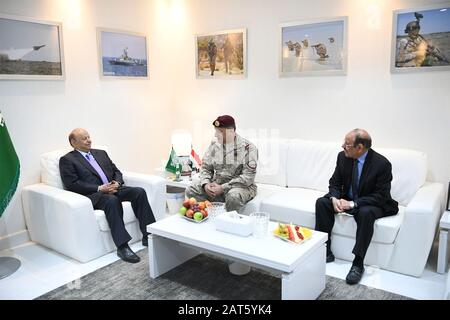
[
  {"left": 437, "top": 229, "right": 449, "bottom": 274},
  {"left": 281, "top": 243, "right": 326, "bottom": 300},
  {"left": 148, "top": 234, "right": 199, "bottom": 278}
]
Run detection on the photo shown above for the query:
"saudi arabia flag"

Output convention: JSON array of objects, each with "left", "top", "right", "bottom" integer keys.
[{"left": 0, "top": 112, "right": 20, "bottom": 217}]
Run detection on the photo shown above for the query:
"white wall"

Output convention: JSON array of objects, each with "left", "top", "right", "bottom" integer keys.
[
  {"left": 168, "top": 0, "right": 450, "bottom": 182},
  {"left": 1, "top": 0, "right": 449, "bottom": 250},
  {"left": 0, "top": 0, "right": 175, "bottom": 248}
]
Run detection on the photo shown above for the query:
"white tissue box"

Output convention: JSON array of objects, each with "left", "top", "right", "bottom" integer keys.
[{"left": 215, "top": 211, "right": 253, "bottom": 237}]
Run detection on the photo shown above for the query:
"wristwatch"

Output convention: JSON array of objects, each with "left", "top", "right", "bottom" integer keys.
[{"left": 350, "top": 201, "right": 357, "bottom": 209}]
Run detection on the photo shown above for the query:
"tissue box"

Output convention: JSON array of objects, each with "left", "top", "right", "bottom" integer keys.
[{"left": 215, "top": 211, "right": 253, "bottom": 237}]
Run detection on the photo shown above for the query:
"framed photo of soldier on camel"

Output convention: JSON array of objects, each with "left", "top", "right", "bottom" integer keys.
[
  {"left": 195, "top": 28, "right": 247, "bottom": 79},
  {"left": 279, "top": 17, "right": 348, "bottom": 77},
  {"left": 391, "top": 3, "right": 450, "bottom": 73}
]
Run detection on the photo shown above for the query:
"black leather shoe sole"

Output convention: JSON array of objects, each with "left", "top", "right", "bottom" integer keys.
[{"left": 142, "top": 238, "right": 148, "bottom": 247}]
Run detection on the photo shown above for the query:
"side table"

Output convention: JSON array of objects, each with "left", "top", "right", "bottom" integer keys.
[{"left": 437, "top": 211, "right": 450, "bottom": 274}]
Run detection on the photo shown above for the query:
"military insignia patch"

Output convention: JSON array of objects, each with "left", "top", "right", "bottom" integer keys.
[
  {"left": 214, "top": 120, "right": 220, "bottom": 127},
  {"left": 247, "top": 160, "right": 257, "bottom": 170}
]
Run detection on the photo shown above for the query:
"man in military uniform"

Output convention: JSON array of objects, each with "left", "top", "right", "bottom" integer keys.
[
  {"left": 207, "top": 39, "right": 218, "bottom": 76},
  {"left": 396, "top": 12, "right": 448, "bottom": 67},
  {"left": 186, "top": 115, "right": 258, "bottom": 212}
]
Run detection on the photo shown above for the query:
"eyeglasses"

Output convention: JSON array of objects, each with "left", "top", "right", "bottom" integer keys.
[{"left": 342, "top": 143, "right": 355, "bottom": 149}]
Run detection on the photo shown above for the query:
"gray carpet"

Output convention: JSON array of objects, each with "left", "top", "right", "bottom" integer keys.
[{"left": 36, "top": 249, "right": 411, "bottom": 300}]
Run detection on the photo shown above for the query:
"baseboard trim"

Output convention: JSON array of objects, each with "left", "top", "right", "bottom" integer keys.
[{"left": 0, "top": 230, "right": 30, "bottom": 251}]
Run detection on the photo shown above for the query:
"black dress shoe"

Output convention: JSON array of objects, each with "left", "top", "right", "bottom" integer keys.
[
  {"left": 346, "top": 265, "right": 364, "bottom": 285},
  {"left": 326, "top": 252, "right": 335, "bottom": 263},
  {"left": 117, "top": 245, "right": 140, "bottom": 263},
  {"left": 142, "top": 237, "right": 148, "bottom": 247}
]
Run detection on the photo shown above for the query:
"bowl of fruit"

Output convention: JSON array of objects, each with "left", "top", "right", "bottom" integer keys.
[
  {"left": 272, "top": 222, "right": 313, "bottom": 244},
  {"left": 179, "top": 197, "right": 211, "bottom": 223}
]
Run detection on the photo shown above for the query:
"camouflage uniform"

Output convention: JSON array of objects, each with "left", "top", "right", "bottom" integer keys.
[
  {"left": 186, "top": 134, "right": 258, "bottom": 212},
  {"left": 396, "top": 36, "right": 428, "bottom": 67}
]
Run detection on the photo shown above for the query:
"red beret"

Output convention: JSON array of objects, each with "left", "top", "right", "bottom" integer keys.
[{"left": 212, "top": 115, "right": 236, "bottom": 129}]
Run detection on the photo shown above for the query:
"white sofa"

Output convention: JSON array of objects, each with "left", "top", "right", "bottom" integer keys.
[
  {"left": 21, "top": 147, "right": 166, "bottom": 263},
  {"left": 241, "top": 139, "right": 445, "bottom": 277}
]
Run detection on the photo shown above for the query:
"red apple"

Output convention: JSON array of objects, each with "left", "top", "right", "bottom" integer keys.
[
  {"left": 186, "top": 209, "right": 194, "bottom": 218},
  {"left": 183, "top": 199, "right": 190, "bottom": 208}
]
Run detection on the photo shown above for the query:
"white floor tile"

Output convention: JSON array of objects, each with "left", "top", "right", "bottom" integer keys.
[{"left": 0, "top": 240, "right": 447, "bottom": 300}]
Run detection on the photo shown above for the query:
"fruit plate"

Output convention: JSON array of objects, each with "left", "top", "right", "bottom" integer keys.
[
  {"left": 181, "top": 215, "right": 209, "bottom": 223},
  {"left": 273, "top": 233, "right": 311, "bottom": 244}
]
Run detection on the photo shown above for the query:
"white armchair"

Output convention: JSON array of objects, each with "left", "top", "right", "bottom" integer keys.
[{"left": 21, "top": 147, "right": 166, "bottom": 263}]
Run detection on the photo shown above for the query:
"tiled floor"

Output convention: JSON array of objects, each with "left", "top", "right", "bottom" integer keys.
[{"left": 0, "top": 240, "right": 447, "bottom": 300}]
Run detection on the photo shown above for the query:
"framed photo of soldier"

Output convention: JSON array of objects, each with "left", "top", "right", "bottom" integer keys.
[
  {"left": 0, "top": 13, "right": 65, "bottom": 80},
  {"left": 390, "top": 3, "right": 450, "bottom": 73},
  {"left": 279, "top": 17, "right": 348, "bottom": 77},
  {"left": 195, "top": 28, "right": 247, "bottom": 79},
  {"left": 97, "top": 27, "right": 149, "bottom": 79}
]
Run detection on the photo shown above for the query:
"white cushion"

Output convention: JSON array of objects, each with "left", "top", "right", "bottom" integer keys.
[
  {"left": 40, "top": 146, "right": 108, "bottom": 189},
  {"left": 253, "top": 139, "right": 288, "bottom": 187},
  {"left": 40, "top": 148, "right": 72, "bottom": 189},
  {"left": 377, "top": 148, "right": 427, "bottom": 206},
  {"left": 286, "top": 139, "right": 341, "bottom": 192},
  {"left": 260, "top": 188, "right": 324, "bottom": 228},
  {"left": 240, "top": 183, "right": 285, "bottom": 215},
  {"left": 94, "top": 201, "right": 136, "bottom": 231},
  {"left": 260, "top": 188, "right": 403, "bottom": 245},
  {"left": 333, "top": 206, "right": 405, "bottom": 244}
]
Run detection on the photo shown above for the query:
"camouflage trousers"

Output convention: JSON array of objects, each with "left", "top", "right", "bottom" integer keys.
[{"left": 185, "top": 182, "right": 256, "bottom": 212}]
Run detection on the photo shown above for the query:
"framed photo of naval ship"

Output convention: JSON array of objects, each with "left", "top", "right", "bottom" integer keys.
[
  {"left": 279, "top": 17, "right": 348, "bottom": 77},
  {"left": 391, "top": 3, "right": 450, "bottom": 73},
  {"left": 0, "top": 13, "right": 65, "bottom": 80},
  {"left": 97, "top": 27, "right": 148, "bottom": 79}
]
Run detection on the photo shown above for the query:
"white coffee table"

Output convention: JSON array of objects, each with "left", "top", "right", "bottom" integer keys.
[{"left": 147, "top": 215, "right": 328, "bottom": 300}]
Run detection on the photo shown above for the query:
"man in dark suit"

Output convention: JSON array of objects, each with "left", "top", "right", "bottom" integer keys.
[
  {"left": 315, "top": 129, "right": 398, "bottom": 284},
  {"left": 59, "top": 128, "right": 155, "bottom": 263}
]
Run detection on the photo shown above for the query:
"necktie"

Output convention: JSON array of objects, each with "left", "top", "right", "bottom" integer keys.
[
  {"left": 85, "top": 153, "right": 109, "bottom": 185},
  {"left": 351, "top": 159, "right": 359, "bottom": 200}
]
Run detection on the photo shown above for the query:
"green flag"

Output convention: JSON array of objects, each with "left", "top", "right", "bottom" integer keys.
[
  {"left": 165, "top": 146, "right": 178, "bottom": 174},
  {"left": 0, "top": 112, "right": 20, "bottom": 217}
]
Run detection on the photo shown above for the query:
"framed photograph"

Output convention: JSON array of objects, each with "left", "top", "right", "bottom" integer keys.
[
  {"left": 195, "top": 28, "right": 246, "bottom": 79},
  {"left": 391, "top": 3, "right": 450, "bottom": 73},
  {"left": 97, "top": 28, "right": 148, "bottom": 79},
  {"left": 0, "top": 13, "right": 65, "bottom": 80},
  {"left": 279, "top": 17, "right": 348, "bottom": 77}
]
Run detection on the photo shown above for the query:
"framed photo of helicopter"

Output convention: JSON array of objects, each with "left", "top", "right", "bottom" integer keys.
[
  {"left": 97, "top": 27, "right": 148, "bottom": 79},
  {"left": 279, "top": 16, "right": 348, "bottom": 77},
  {"left": 0, "top": 13, "right": 65, "bottom": 80},
  {"left": 391, "top": 3, "right": 450, "bottom": 73}
]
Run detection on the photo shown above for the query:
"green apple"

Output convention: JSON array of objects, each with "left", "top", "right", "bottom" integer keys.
[
  {"left": 193, "top": 211, "right": 203, "bottom": 221},
  {"left": 179, "top": 206, "right": 187, "bottom": 216}
]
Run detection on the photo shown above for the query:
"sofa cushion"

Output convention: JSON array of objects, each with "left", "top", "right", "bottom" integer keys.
[
  {"left": 241, "top": 183, "right": 285, "bottom": 215},
  {"left": 41, "top": 148, "right": 72, "bottom": 189},
  {"left": 260, "top": 188, "right": 324, "bottom": 228},
  {"left": 333, "top": 206, "right": 405, "bottom": 244},
  {"left": 41, "top": 146, "right": 109, "bottom": 189},
  {"left": 94, "top": 201, "right": 136, "bottom": 231},
  {"left": 253, "top": 138, "right": 288, "bottom": 187},
  {"left": 260, "top": 187, "right": 404, "bottom": 245},
  {"left": 286, "top": 139, "right": 340, "bottom": 192},
  {"left": 377, "top": 148, "right": 427, "bottom": 206}
]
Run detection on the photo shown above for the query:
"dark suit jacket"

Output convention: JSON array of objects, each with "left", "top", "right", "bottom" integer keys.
[
  {"left": 324, "top": 149, "right": 399, "bottom": 216},
  {"left": 59, "top": 149, "right": 125, "bottom": 206}
]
